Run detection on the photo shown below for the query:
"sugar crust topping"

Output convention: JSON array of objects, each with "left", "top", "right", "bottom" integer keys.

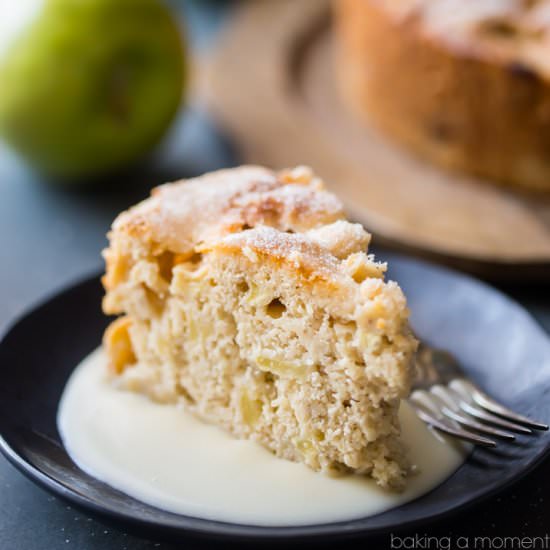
[{"left": 112, "top": 165, "right": 366, "bottom": 276}]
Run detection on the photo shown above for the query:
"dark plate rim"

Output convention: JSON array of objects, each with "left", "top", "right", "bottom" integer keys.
[
  {"left": 1, "top": 260, "right": 549, "bottom": 542},
  {"left": 2, "top": 429, "right": 550, "bottom": 543}
]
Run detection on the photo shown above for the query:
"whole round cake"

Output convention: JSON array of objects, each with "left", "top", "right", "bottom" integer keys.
[{"left": 334, "top": 0, "right": 550, "bottom": 192}]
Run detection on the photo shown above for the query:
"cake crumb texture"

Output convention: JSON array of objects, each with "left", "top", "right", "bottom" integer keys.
[{"left": 102, "top": 165, "right": 417, "bottom": 489}]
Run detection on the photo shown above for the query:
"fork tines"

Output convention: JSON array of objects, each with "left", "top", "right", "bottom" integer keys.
[{"left": 410, "top": 378, "right": 548, "bottom": 448}]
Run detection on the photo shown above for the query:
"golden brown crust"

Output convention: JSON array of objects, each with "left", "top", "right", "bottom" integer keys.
[
  {"left": 103, "top": 166, "right": 350, "bottom": 296},
  {"left": 205, "top": 226, "right": 345, "bottom": 289},
  {"left": 111, "top": 165, "right": 345, "bottom": 256},
  {"left": 334, "top": 0, "right": 550, "bottom": 192},
  {"left": 102, "top": 165, "right": 389, "bottom": 341}
]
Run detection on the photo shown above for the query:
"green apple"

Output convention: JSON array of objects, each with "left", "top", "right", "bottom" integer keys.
[{"left": 0, "top": 0, "right": 185, "bottom": 180}]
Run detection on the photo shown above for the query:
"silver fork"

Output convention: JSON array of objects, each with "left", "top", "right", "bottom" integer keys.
[{"left": 409, "top": 342, "right": 548, "bottom": 447}]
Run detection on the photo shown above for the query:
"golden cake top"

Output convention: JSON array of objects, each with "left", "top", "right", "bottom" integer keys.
[
  {"left": 377, "top": 0, "right": 550, "bottom": 74},
  {"left": 106, "top": 166, "right": 386, "bottom": 294},
  {"left": 113, "top": 165, "right": 346, "bottom": 256}
]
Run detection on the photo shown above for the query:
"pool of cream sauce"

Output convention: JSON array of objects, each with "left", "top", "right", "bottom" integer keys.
[{"left": 57, "top": 348, "right": 467, "bottom": 526}]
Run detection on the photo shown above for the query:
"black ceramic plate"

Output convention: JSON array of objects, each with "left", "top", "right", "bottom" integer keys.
[{"left": 1, "top": 255, "right": 549, "bottom": 543}]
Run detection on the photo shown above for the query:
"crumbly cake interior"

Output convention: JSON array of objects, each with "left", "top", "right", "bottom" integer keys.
[{"left": 102, "top": 166, "right": 417, "bottom": 489}]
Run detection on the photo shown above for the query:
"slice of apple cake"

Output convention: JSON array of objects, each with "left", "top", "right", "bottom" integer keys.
[{"left": 102, "top": 165, "right": 417, "bottom": 489}]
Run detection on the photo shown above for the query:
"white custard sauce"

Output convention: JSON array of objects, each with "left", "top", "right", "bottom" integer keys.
[{"left": 57, "top": 349, "right": 466, "bottom": 526}]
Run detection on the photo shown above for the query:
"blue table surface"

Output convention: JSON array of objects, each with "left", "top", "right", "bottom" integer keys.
[{"left": 0, "top": 1, "right": 549, "bottom": 548}]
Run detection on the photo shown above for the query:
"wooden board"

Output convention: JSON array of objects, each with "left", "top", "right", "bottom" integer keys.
[{"left": 200, "top": 0, "right": 550, "bottom": 280}]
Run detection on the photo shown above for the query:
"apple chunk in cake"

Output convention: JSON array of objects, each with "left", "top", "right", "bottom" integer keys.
[{"left": 101, "top": 165, "right": 417, "bottom": 489}]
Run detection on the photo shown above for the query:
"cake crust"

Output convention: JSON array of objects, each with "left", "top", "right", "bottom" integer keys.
[
  {"left": 335, "top": 0, "right": 550, "bottom": 192},
  {"left": 110, "top": 165, "right": 344, "bottom": 256}
]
